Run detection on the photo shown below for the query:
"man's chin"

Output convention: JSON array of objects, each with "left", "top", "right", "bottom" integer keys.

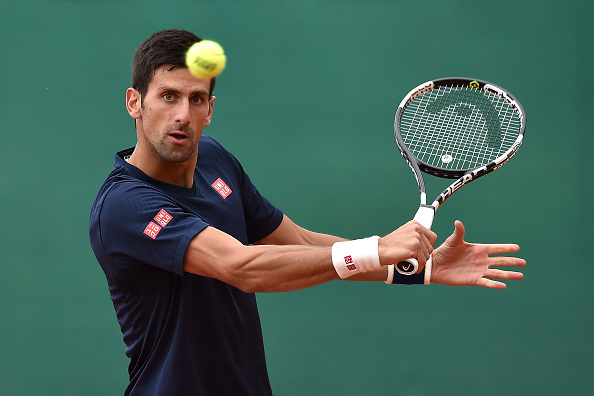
[{"left": 157, "top": 145, "right": 197, "bottom": 163}]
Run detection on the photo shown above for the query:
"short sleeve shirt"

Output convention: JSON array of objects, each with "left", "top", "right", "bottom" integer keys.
[{"left": 89, "top": 135, "right": 283, "bottom": 395}]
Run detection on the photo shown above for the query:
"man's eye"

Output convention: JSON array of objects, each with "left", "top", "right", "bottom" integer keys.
[
  {"left": 191, "top": 96, "right": 202, "bottom": 104},
  {"left": 163, "top": 93, "right": 174, "bottom": 101}
]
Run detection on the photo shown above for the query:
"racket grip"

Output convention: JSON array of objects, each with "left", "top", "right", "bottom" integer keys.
[
  {"left": 396, "top": 258, "right": 418, "bottom": 275},
  {"left": 396, "top": 205, "right": 435, "bottom": 275},
  {"left": 412, "top": 204, "right": 435, "bottom": 229}
]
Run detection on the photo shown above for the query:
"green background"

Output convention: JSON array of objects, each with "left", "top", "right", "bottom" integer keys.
[{"left": 1, "top": 0, "right": 592, "bottom": 394}]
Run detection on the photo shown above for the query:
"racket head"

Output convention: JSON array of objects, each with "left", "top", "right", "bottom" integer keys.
[{"left": 394, "top": 77, "right": 526, "bottom": 180}]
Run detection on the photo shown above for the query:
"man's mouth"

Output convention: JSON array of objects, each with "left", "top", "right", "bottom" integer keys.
[{"left": 168, "top": 131, "right": 189, "bottom": 143}]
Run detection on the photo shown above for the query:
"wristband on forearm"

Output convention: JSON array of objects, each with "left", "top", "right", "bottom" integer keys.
[
  {"left": 385, "top": 256, "right": 432, "bottom": 285},
  {"left": 331, "top": 236, "right": 381, "bottom": 279}
]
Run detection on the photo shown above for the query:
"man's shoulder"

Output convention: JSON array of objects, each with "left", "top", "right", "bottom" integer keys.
[
  {"left": 198, "top": 135, "right": 241, "bottom": 168},
  {"left": 199, "top": 134, "right": 227, "bottom": 154},
  {"left": 92, "top": 166, "right": 168, "bottom": 218}
]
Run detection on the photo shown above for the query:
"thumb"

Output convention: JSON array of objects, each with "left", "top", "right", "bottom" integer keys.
[{"left": 445, "top": 220, "right": 466, "bottom": 246}]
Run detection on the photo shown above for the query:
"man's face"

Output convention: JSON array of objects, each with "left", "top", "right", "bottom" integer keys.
[{"left": 128, "top": 66, "right": 215, "bottom": 163}]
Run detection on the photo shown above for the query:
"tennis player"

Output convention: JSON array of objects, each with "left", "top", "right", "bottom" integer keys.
[{"left": 89, "top": 29, "right": 526, "bottom": 396}]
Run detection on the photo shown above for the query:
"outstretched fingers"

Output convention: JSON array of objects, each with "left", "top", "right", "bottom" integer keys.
[
  {"left": 485, "top": 243, "right": 521, "bottom": 256},
  {"left": 474, "top": 277, "right": 508, "bottom": 289},
  {"left": 474, "top": 263, "right": 526, "bottom": 289},
  {"left": 431, "top": 221, "right": 526, "bottom": 288},
  {"left": 485, "top": 268, "right": 525, "bottom": 281},
  {"left": 488, "top": 255, "right": 526, "bottom": 268}
]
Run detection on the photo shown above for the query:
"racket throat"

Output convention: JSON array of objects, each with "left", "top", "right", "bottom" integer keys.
[{"left": 412, "top": 204, "right": 435, "bottom": 229}]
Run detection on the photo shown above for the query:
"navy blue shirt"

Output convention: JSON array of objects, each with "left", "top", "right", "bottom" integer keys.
[{"left": 89, "top": 135, "right": 283, "bottom": 395}]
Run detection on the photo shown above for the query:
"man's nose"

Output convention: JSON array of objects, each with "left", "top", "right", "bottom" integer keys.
[{"left": 175, "top": 101, "right": 191, "bottom": 125}]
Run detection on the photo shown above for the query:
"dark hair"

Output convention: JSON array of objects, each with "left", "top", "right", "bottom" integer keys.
[{"left": 132, "top": 29, "right": 217, "bottom": 99}]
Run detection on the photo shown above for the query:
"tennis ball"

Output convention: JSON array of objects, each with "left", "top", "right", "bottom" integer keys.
[{"left": 185, "top": 40, "right": 226, "bottom": 79}]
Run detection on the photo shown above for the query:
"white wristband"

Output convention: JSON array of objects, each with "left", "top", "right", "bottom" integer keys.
[
  {"left": 331, "top": 236, "right": 381, "bottom": 279},
  {"left": 385, "top": 264, "right": 395, "bottom": 284},
  {"left": 424, "top": 256, "right": 432, "bottom": 285}
]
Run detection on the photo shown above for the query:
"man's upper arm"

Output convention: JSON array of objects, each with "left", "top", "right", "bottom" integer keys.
[{"left": 94, "top": 183, "right": 208, "bottom": 275}]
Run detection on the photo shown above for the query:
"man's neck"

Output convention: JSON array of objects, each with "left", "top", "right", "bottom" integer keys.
[{"left": 127, "top": 145, "right": 198, "bottom": 188}]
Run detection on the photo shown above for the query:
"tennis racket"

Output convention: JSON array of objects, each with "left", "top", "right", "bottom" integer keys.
[{"left": 394, "top": 77, "right": 526, "bottom": 275}]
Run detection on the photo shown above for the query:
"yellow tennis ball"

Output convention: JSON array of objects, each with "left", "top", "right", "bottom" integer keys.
[{"left": 185, "top": 40, "right": 226, "bottom": 78}]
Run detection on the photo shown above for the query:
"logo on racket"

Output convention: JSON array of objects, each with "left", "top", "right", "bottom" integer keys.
[
  {"left": 397, "top": 262, "right": 414, "bottom": 273},
  {"left": 469, "top": 80, "right": 480, "bottom": 89}
]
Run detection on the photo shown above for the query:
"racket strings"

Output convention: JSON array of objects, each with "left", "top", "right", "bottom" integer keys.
[
  {"left": 400, "top": 85, "right": 521, "bottom": 171},
  {"left": 408, "top": 87, "right": 487, "bottom": 169}
]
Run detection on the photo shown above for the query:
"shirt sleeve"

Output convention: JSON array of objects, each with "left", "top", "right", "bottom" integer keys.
[
  {"left": 96, "top": 180, "right": 208, "bottom": 276},
  {"left": 203, "top": 136, "right": 284, "bottom": 244},
  {"left": 240, "top": 170, "right": 284, "bottom": 244}
]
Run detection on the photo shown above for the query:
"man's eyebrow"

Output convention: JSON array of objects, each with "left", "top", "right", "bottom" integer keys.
[
  {"left": 190, "top": 90, "right": 209, "bottom": 97},
  {"left": 154, "top": 86, "right": 208, "bottom": 97},
  {"left": 154, "top": 84, "right": 179, "bottom": 93}
]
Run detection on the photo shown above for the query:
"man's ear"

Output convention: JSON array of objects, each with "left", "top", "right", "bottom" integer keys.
[
  {"left": 204, "top": 96, "right": 216, "bottom": 127},
  {"left": 126, "top": 88, "right": 142, "bottom": 119}
]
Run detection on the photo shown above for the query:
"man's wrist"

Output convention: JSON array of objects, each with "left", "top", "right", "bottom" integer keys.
[
  {"left": 385, "top": 256, "right": 432, "bottom": 285},
  {"left": 331, "top": 236, "right": 381, "bottom": 279}
]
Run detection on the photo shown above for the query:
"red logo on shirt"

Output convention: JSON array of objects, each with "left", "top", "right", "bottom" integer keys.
[
  {"left": 344, "top": 255, "right": 357, "bottom": 271},
  {"left": 143, "top": 222, "right": 162, "bottom": 239},
  {"left": 211, "top": 178, "right": 232, "bottom": 199},
  {"left": 154, "top": 209, "right": 172, "bottom": 227},
  {"left": 143, "top": 209, "right": 173, "bottom": 239}
]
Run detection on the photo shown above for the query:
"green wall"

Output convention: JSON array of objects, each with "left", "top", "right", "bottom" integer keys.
[{"left": 1, "top": 0, "right": 592, "bottom": 394}]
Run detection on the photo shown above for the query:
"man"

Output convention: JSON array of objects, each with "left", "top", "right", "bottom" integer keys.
[{"left": 89, "top": 29, "right": 525, "bottom": 395}]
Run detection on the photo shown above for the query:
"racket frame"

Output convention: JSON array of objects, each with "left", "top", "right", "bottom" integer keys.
[{"left": 393, "top": 77, "right": 526, "bottom": 274}]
